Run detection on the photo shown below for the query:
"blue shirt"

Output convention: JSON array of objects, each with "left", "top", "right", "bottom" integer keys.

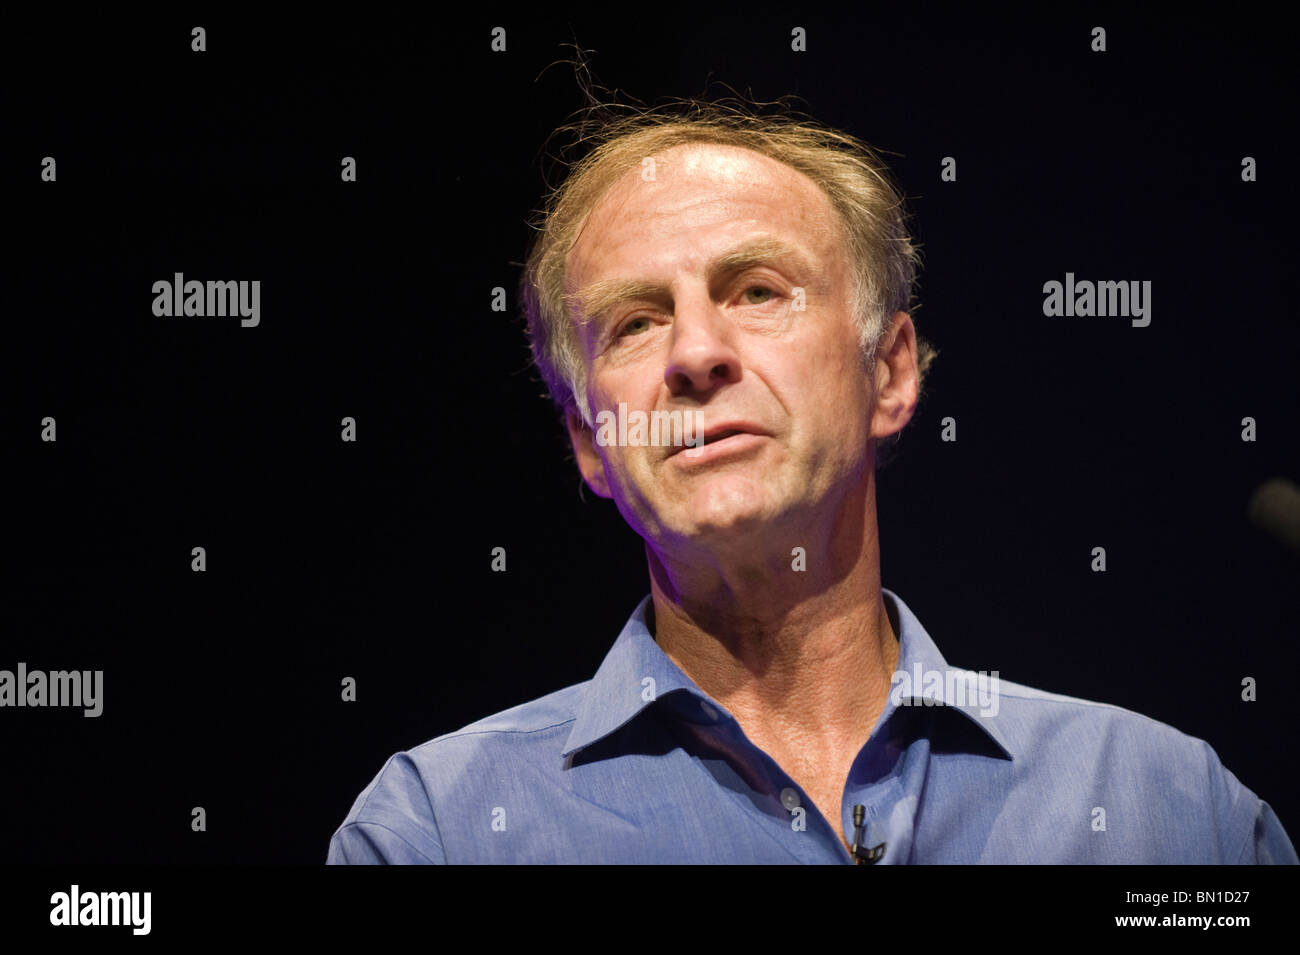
[{"left": 327, "top": 588, "right": 1297, "bottom": 864}]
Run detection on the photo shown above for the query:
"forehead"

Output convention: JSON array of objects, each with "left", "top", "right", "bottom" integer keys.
[{"left": 565, "top": 142, "right": 843, "bottom": 288}]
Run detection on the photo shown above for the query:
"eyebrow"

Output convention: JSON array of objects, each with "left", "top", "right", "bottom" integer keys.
[{"left": 565, "top": 237, "right": 820, "bottom": 329}]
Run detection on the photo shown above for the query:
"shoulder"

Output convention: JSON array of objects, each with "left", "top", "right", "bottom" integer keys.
[
  {"left": 992, "top": 676, "right": 1234, "bottom": 784},
  {"left": 357, "top": 679, "right": 588, "bottom": 801},
  {"left": 989, "top": 678, "right": 1270, "bottom": 860},
  {"left": 993, "top": 677, "right": 1207, "bottom": 753},
  {"left": 327, "top": 681, "right": 588, "bottom": 863}
]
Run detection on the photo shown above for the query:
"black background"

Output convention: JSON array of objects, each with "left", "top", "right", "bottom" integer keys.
[{"left": 3, "top": 7, "right": 1297, "bottom": 863}]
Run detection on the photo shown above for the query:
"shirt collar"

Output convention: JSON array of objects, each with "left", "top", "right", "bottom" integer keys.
[{"left": 561, "top": 586, "right": 1014, "bottom": 761}]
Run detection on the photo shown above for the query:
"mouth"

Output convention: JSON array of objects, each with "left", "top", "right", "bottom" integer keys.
[
  {"left": 700, "top": 428, "right": 745, "bottom": 445},
  {"left": 668, "top": 423, "right": 767, "bottom": 460}
]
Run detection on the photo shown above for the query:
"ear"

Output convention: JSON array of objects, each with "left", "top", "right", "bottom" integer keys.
[
  {"left": 564, "top": 405, "right": 614, "bottom": 499},
  {"left": 869, "top": 311, "right": 919, "bottom": 443}
]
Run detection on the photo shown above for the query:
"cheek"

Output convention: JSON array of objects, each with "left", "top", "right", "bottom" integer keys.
[
  {"left": 787, "top": 334, "right": 866, "bottom": 406},
  {"left": 601, "top": 445, "right": 649, "bottom": 497},
  {"left": 828, "top": 336, "right": 873, "bottom": 404},
  {"left": 790, "top": 350, "right": 874, "bottom": 448}
]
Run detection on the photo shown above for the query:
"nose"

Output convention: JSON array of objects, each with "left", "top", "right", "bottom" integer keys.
[{"left": 663, "top": 287, "right": 743, "bottom": 399}]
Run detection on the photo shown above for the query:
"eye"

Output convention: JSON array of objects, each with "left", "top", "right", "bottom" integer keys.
[
  {"left": 617, "top": 315, "right": 652, "bottom": 337},
  {"left": 743, "top": 285, "right": 776, "bottom": 305}
]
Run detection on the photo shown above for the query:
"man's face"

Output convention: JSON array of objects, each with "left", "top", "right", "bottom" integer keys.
[{"left": 564, "top": 143, "right": 882, "bottom": 554}]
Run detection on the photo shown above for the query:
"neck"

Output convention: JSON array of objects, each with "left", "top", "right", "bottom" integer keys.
[{"left": 646, "top": 476, "right": 899, "bottom": 754}]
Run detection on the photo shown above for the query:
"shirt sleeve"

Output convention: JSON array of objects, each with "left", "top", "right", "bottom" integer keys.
[
  {"left": 326, "top": 752, "right": 448, "bottom": 864},
  {"left": 1197, "top": 738, "right": 1297, "bottom": 865},
  {"left": 1236, "top": 800, "right": 1299, "bottom": 865},
  {"left": 327, "top": 820, "right": 446, "bottom": 864}
]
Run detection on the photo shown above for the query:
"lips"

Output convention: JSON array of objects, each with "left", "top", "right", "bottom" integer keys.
[
  {"left": 668, "top": 422, "right": 767, "bottom": 457},
  {"left": 701, "top": 428, "right": 744, "bottom": 445}
]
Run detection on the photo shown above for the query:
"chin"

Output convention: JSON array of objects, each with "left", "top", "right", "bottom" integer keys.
[{"left": 679, "top": 494, "right": 777, "bottom": 539}]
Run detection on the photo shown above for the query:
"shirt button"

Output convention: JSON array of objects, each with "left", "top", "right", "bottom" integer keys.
[
  {"left": 699, "top": 701, "right": 719, "bottom": 721},
  {"left": 780, "top": 787, "right": 801, "bottom": 811}
]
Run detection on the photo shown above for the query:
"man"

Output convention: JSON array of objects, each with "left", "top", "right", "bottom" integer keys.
[{"left": 328, "top": 99, "right": 1296, "bottom": 864}]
